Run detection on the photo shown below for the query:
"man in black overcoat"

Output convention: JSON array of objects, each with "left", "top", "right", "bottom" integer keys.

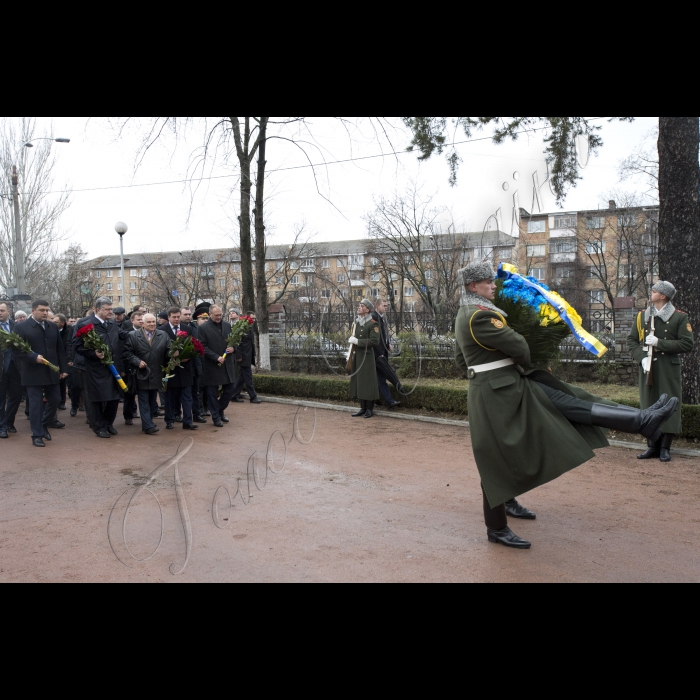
[
  {"left": 74, "top": 297, "right": 129, "bottom": 439},
  {"left": 0, "top": 302, "right": 23, "bottom": 439},
  {"left": 12, "top": 300, "right": 69, "bottom": 447},
  {"left": 181, "top": 307, "right": 207, "bottom": 424},
  {"left": 161, "top": 307, "right": 199, "bottom": 432},
  {"left": 198, "top": 305, "right": 237, "bottom": 428},
  {"left": 371, "top": 299, "right": 400, "bottom": 409},
  {"left": 231, "top": 312, "right": 261, "bottom": 405}
]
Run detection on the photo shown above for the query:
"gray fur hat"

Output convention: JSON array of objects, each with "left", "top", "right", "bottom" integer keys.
[
  {"left": 459, "top": 261, "right": 496, "bottom": 287},
  {"left": 360, "top": 299, "right": 375, "bottom": 312},
  {"left": 653, "top": 281, "right": 677, "bottom": 301}
]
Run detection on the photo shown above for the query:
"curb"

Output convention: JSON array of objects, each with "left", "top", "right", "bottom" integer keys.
[{"left": 259, "top": 396, "right": 700, "bottom": 458}]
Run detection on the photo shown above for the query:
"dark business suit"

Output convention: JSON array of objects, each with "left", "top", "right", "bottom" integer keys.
[
  {"left": 199, "top": 319, "right": 237, "bottom": 422},
  {"left": 371, "top": 311, "right": 397, "bottom": 406},
  {"left": 74, "top": 317, "right": 127, "bottom": 434},
  {"left": 231, "top": 327, "right": 258, "bottom": 402},
  {"left": 0, "top": 319, "right": 23, "bottom": 434},
  {"left": 162, "top": 323, "right": 195, "bottom": 427},
  {"left": 12, "top": 317, "right": 68, "bottom": 439},
  {"left": 58, "top": 324, "right": 71, "bottom": 408},
  {"left": 185, "top": 322, "right": 204, "bottom": 419}
]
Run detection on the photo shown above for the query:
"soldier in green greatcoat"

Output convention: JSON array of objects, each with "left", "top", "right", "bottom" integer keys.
[
  {"left": 627, "top": 281, "right": 694, "bottom": 463},
  {"left": 455, "top": 262, "right": 679, "bottom": 550},
  {"left": 348, "top": 300, "right": 381, "bottom": 419}
]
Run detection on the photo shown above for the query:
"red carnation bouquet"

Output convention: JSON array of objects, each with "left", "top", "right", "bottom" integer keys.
[
  {"left": 221, "top": 316, "right": 255, "bottom": 365},
  {"left": 162, "top": 331, "right": 206, "bottom": 390},
  {"left": 75, "top": 323, "right": 127, "bottom": 391}
]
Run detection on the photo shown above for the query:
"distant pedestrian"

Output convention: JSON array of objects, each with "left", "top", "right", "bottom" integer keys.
[
  {"left": 231, "top": 312, "right": 261, "bottom": 405},
  {"left": 371, "top": 299, "right": 400, "bottom": 409},
  {"left": 349, "top": 300, "right": 380, "bottom": 419}
]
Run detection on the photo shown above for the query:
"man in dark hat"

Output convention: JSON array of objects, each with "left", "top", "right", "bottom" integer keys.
[
  {"left": 455, "top": 261, "right": 680, "bottom": 550},
  {"left": 157, "top": 312, "right": 169, "bottom": 327},
  {"left": 628, "top": 281, "right": 694, "bottom": 463},
  {"left": 349, "top": 299, "right": 381, "bottom": 419},
  {"left": 123, "top": 313, "right": 170, "bottom": 435},
  {"left": 371, "top": 298, "right": 400, "bottom": 409},
  {"left": 193, "top": 304, "right": 211, "bottom": 416}
]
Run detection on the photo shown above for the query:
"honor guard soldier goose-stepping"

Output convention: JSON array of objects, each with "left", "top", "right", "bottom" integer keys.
[{"left": 454, "top": 262, "right": 680, "bottom": 550}]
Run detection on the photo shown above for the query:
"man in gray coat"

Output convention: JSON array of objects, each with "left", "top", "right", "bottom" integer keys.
[{"left": 123, "top": 314, "right": 171, "bottom": 435}]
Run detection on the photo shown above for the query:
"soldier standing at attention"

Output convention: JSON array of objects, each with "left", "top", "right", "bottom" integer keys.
[
  {"left": 454, "top": 262, "right": 679, "bottom": 550},
  {"left": 349, "top": 299, "right": 381, "bottom": 419},
  {"left": 627, "top": 281, "right": 694, "bottom": 463}
]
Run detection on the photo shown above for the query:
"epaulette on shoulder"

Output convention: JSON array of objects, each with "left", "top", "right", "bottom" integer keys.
[
  {"left": 676, "top": 310, "right": 686, "bottom": 315},
  {"left": 476, "top": 306, "right": 494, "bottom": 312}
]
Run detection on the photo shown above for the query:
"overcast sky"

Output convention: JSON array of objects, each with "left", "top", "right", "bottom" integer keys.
[{"left": 30, "top": 117, "right": 659, "bottom": 260}]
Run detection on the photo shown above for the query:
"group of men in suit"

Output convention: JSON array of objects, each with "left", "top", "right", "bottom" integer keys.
[{"left": 0, "top": 297, "right": 261, "bottom": 447}]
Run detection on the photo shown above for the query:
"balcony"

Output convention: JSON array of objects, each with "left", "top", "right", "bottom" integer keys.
[{"left": 550, "top": 252, "right": 576, "bottom": 263}]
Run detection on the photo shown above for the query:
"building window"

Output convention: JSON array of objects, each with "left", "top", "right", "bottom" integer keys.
[
  {"left": 620, "top": 264, "right": 638, "bottom": 279},
  {"left": 370, "top": 273, "right": 380, "bottom": 282},
  {"left": 350, "top": 255, "right": 364, "bottom": 266},
  {"left": 556, "top": 267, "right": 574, "bottom": 279},
  {"left": 554, "top": 215, "right": 577, "bottom": 230},
  {"left": 618, "top": 214, "right": 638, "bottom": 228},
  {"left": 406, "top": 302, "right": 415, "bottom": 312},
  {"left": 130, "top": 295, "right": 138, "bottom": 303},
  {"left": 130, "top": 269, "right": 138, "bottom": 277},
  {"left": 141, "top": 282, "right": 148, "bottom": 290},
  {"left": 498, "top": 248, "right": 512, "bottom": 261},
  {"left": 291, "top": 276, "right": 300, "bottom": 286},
  {"left": 130, "top": 282, "right": 137, "bottom": 290},
  {"left": 527, "top": 220, "right": 546, "bottom": 234},
  {"left": 275, "top": 276, "right": 284, "bottom": 285},
  {"left": 371, "top": 288, "right": 380, "bottom": 298},
  {"left": 337, "top": 259, "right": 346, "bottom": 268},
  {"left": 117, "top": 270, "right": 122, "bottom": 278},
  {"left": 94, "top": 270, "right": 101, "bottom": 278},
  {"left": 140, "top": 269, "right": 148, "bottom": 278},
  {"left": 218, "top": 279, "right": 226, "bottom": 288},
  {"left": 106, "top": 270, "right": 113, "bottom": 278},
  {"left": 322, "top": 259, "right": 331, "bottom": 269},
  {"left": 233, "top": 264, "right": 241, "bottom": 273},
  {"left": 106, "top": 283, "right": 113, "bottom": 291},
  {"left": 527, "top": 245, "right": 546, "bottom": 257},
  {"left": 387, "top": 257, "right": 397, "bottom": 266},
  {"left": 528, "top": 268, "right": 546, "bottom": 282},
  {"left": 303, "top": 258, "right": 315, "bottom": 268},
  {"left": 337, "top": 274, "right": 346, "bottom": 283},
  {"left": 321, "top": 290, "right": 331, "bottom": 299},
  {"left": 404, "top": 255, "right": 412, "bottom": 265},
  {"left": 289, "top": 262, "right": 300, "bottom": 270},
  {"left": 585, "top": 242, "right": 606, "bottom": 255},
  {"left": 391, "top": 273, "right": 399, "bottom": 281},
  {"left": 586, "top": 217, "right": 606, "bottom": 230},
  {"left": 425, "top": 270, "right": 433, "bottom": 280},
  {"left": 553, "top": 239, "right": 576, "bottom": 254},
  {"left": 405, "top": 287, "right": 414, "bottom": 297},
  {"left": 589, "top": 290, "right": 605, "bottom": 304},
  {"left": 370, "top": 257, "right": 379, "bottom": 266},
  {"left": 233, "top": 293, "right": 240, "bottom": 301},
  {"left": 588, "top": 267, "right": 599, "bottom": 279}
]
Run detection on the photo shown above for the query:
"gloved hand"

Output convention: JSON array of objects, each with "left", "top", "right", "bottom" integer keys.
[
  {"left": 349, "top": 337, "right": 359, "bottom": 346},
  {"left": 642, "top": 357, "right": 652, "bottom": 373},
  {"left": 646, "top": 335, "right": 659, "bottom": 347}
]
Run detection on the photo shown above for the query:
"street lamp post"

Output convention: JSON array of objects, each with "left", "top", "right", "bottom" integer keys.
[
  {"left": 115, "top": 222, "right": 128, "bottom": 305},
  {"left": 10, "top": 137, "right": 71, "bottom": 298}
]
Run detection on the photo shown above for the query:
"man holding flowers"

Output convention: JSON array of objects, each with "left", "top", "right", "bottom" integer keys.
[
  {"left": 162, "top": 307, "right": 205, "bottom": 431},
  {"left": 74, "top": 297, "right": 129, "bottom": 440},
  {"left": 11, "top": 300, "right": 68, "bottom": 448},
  {"left": 231, "top": 312, "right": 261, "bottom": 405},
  {"left": 198, "top": 305, "right": 237, "bottom": 428}
]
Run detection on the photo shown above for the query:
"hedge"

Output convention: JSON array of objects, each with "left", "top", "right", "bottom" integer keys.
[{"left": 255, "top": 374, "right": 700, "bottom": 442}]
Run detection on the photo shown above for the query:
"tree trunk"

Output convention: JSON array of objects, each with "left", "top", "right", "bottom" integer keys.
[
  {"left": 658, "top": 117, "right": 700, "bottom": 404},
  {"left": 238, "top": 119, "right": 256, "bottom": 316},
  {"left": 254, "top": 118, "right": 271, "bottom": 371}
]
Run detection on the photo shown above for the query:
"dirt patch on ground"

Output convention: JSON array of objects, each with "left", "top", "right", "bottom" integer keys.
[{"left": 0, "top": 403, "right": 698, "bottom": 583}]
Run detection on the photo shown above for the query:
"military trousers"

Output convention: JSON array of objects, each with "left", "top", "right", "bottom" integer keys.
[{"left": 531, "top": 380, "right": 594, "bottom": 426}]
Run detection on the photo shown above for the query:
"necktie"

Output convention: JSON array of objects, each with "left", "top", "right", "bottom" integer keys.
[{"left": 1, "top": 322, "right": 8, "bottom": 333}]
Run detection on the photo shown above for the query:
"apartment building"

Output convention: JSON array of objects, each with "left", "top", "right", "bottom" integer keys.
[{"left": 84, "top": 232, "right": 518, "bottom": 313}]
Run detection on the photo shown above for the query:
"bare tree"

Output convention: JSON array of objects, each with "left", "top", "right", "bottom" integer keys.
[{"left": 0, "top": 117, "right": 71, "bottom": 297}]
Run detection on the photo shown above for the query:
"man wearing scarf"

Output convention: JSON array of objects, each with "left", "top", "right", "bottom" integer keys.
[
  {"left": 627, "top": 281, "right": 694, "bottom": 463},
  {"left": 455, "top": 262, "right": 679, "bottom": 550},
  {"left": 348, "top": 299, "right": 381, "bottom": 419}
]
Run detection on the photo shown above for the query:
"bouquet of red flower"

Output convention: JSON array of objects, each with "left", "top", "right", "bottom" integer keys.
[
  {"left": 74, "top": 323, "right": 128, "bottom": 391},
  {"left": 162, "top": 331, "right": 206, "bottom": 390},
  {"left": 220, "top": 316, "right": 255, "bottom": 364},
  {"left": 0, "top": 328, "right": 60, "bottom": 373}
]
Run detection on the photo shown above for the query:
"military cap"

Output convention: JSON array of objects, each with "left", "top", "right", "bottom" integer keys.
[
  {"left": 653, "top": 281, "right": 677, "bottom": 301},
  {"left": 459, "top": 261, "right": 496, "bottom": 287},
  {"left": 360, "top": 299, "right": 375, "bottom": 312}
]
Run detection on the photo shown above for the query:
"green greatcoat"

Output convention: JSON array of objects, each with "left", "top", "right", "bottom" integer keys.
[
  {"left": 455, "top": 304, "right": 617, "bottom": 509},
  {"left": 349, "top": 317, "right": 380, "bottom": 402},
  {"left": 626, "top": 307, "right": 694, "bottom": 435}
]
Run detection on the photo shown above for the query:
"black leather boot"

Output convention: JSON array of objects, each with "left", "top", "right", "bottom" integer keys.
[
  {"left": 352, "top": 401, "right": 367, "bottom": 418},
  {"left": 660, "top": 434, "right": 674, "bottom": 463},
  {"left": 487, "top": 528, "right": 532, "bottom": 549},
  {"left": 591, "top": 398, "right": 680, "bottom": 443},
  {"left": 637, "top": 437, "right": 662, "bottom": 460},
  {"left": 364, "top": 401, "right": 374, "bottom": 419},
  {"left": 506, "top": 499, "right": 537, "bottom": 520}
]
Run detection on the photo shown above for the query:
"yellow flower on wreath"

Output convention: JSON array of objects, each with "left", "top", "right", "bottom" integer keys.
[{"left": 537, "top": 292, "right": 583, "bottom": 328}]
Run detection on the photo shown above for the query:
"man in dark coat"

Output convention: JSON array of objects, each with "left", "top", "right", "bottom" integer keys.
[
  {"left": 371, "top": 299, "right": 400, "bottom": 409},
  {"left": 123, "top": 314, "right": 170, "bottom": 435},
  {"left": 199, "top": 305, "right": 237, "bottom": 428},
  {"left": 74, "top": 297, "right": 129, "bottom": 439},
  {"left": 349, "top": 300, "right": 381, "bottom": 419},
  {"left": 53, "top": 313, "right": 71, "bottom": 412},
  {"left": 182, "top": 307, "right": 207, "bottom": 424},
  {"left": 627, "top": 281, "right": 695, "bottom": 463},
  {"left": 231, "top": 312, "right": 262, "bottom": 405},
  {"left": 0, "top": 302, "right": 23, "bottom": 439},
  {"left": 12, "top": 300, "right": 69, "bottom": 447},
  {"left": 455, "top": 262, "right": 680, "bottom": 550},
  {"left": 70, "top": 310, "right": 98, "bottom": 428},
  {"left": 161, "top": 307, "right": 199, "bottom": 432},
  {"left": 121, "top": 311, "right": 144, "bottom": 426}
]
